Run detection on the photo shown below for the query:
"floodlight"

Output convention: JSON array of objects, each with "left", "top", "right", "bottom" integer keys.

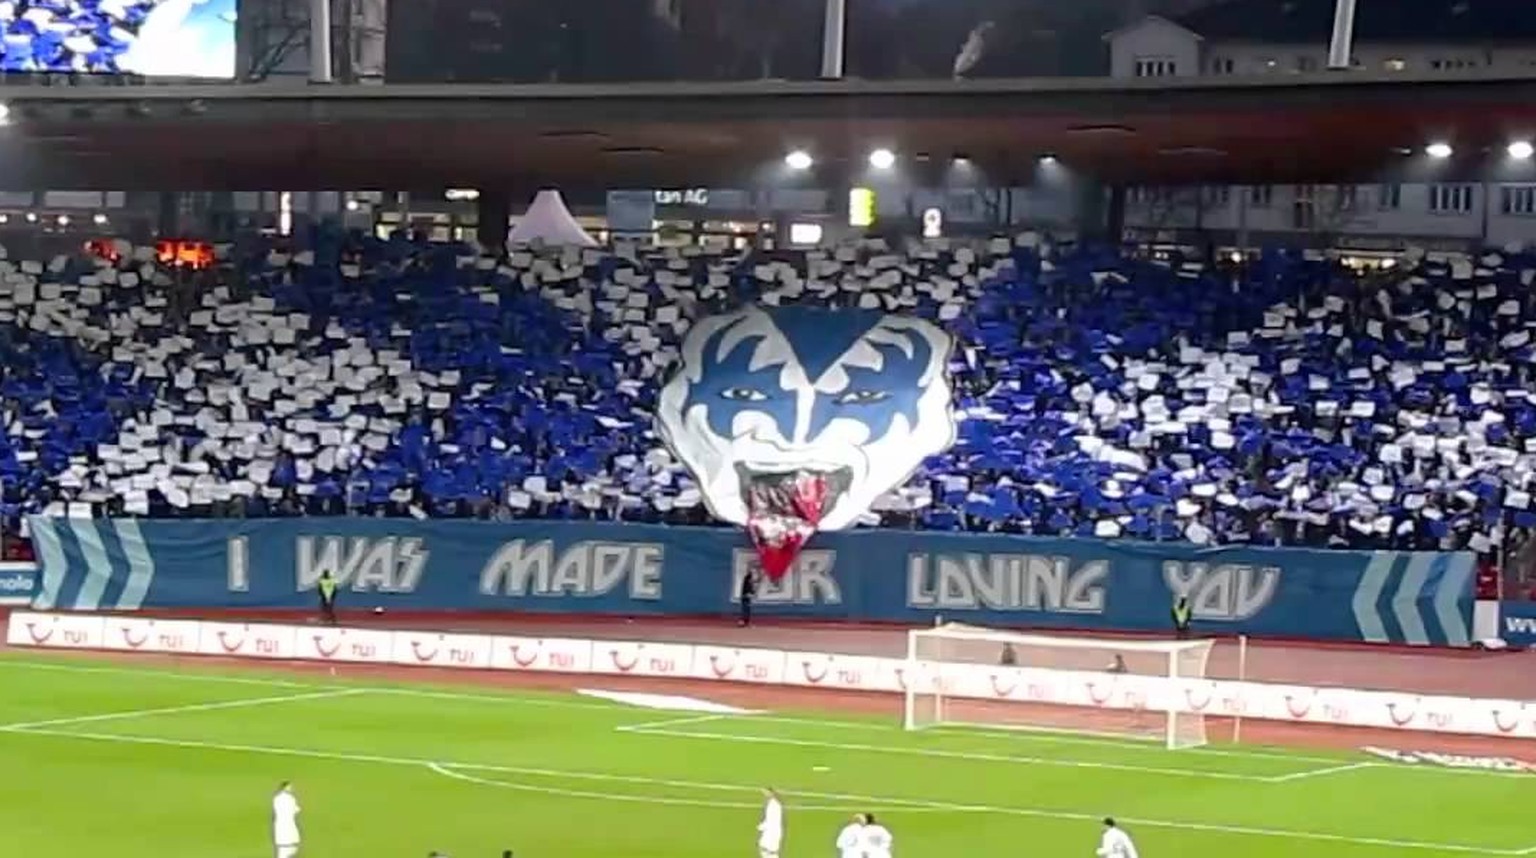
[{"left": 785, "top": 150, "right": 814, "bottom": 170}]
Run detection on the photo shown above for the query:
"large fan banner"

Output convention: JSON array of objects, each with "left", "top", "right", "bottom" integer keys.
[{"left": 656, "top": 306, "right": 957, "bottom": 579}]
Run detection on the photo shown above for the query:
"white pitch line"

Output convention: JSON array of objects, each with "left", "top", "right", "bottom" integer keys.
[
  {"left": 624, "top": 725, "right": 1288, "bottom": 782},
  {"left": 1260, "top": 762, "right": 1380, "bottom": 783},
  {"left": 0, "top": 658, "right": 644, "bottom": 713},
  {"left": 0, "top": 657, "right": 1368, "bottom": 767},
  {"left": 0, "top": 655, "right": 1489, "bottom": 775},
  {"left": 0, "top": 657, "right": 321, "bottom": 688},
  {"left": 610, "top": 711, "right": 1357, "bottom": 766},
  {"left": 920, "top": 723, "right": 1354, "bottom": 764},
  {"left": 428, "top": 761, "right": 947, "bottom": 813},
  {"left": 615, "top": 713, "right": 729, "bottom": 733},
  {"left": 0, "top": 688, "right": 368, "bottom": 731},
  {"left": 4, "top": 726, "right": 1518, "bottom": 856}
]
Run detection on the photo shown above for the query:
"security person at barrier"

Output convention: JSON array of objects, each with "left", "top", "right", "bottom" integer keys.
[
  {"left": 739, "top": 569, "right": 758, "bottom": 627},
  {"left": 318, "top": 571, "right": 339, "bottom": 625},
  {"left": 1171, "top": 595, "right": 1192, "bottom": 639},
  {"left": 999, "top": 643, "right": 1018, "bottom": 666}
]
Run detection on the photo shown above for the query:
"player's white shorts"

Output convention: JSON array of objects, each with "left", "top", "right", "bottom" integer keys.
[
  {"left": 758, "top": 833, "right": 782, "bottom": 856},
  {"left": 275, "top": 843, "right": 299, "bottom": 858}
]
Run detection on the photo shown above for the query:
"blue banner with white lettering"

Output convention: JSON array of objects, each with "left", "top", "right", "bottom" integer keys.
[
  {"left": 26, "top": 517, "right": 1477, "bottom": 646},
  {"left": 0, "top": 562, "right": 37, "bottom": 605},
  {"left": 1498, "top": 601, "right": 1536, "bottom": 647}
]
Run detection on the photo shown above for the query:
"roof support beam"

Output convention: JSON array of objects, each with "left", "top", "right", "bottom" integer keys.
[
  {"left": 310, "top": 0, "right": 334, "bottom": 83},
  {"left": 1328, "top": 0, "right": 1358, "bottom": 70},
  {"left": 820, "top": 0, "right": 847, "bottom": 79}
]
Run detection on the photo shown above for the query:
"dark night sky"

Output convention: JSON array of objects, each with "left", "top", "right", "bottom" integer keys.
[{"left": 385, "top": 0, "right": 1222, "bottom": 83}]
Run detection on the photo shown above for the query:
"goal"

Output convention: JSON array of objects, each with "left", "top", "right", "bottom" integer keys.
[{"left": 902, "top": 623, "right": 1217, "bottom": 750}]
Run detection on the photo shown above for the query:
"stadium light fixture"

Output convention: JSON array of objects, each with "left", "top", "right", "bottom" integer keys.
[
  {"left": 92, "top": 213, "right": 108, "bottom": 225},
  {"left": 1040, "top": 154, "right": 1058, "bottom": 165},
  {"left": 1425, "top": 142, "right": 1453, "bottom": 159},
  {"left": 0, "top": 102, "right": 11, "bottom": 125},
  {"left": 56, "top": 215, "right": 69, "bottom": 226},
  {"left": 868, "top": 148, "right": 896, "bottom": 170},
  {"left": 1509, "top": 140, "right": 1534, "bottom": 160},
  {"left": 784, "top": 150, "right": 814, "bottom": 171}
]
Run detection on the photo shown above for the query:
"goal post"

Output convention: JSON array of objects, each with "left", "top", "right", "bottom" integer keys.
[{"left": 902, "top": 623, "right": 1217, "bottom": 750}]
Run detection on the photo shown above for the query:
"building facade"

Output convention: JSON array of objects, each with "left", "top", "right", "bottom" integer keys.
[{"left": 1106, "top": 0, "right": 1536, "bottom": 249}]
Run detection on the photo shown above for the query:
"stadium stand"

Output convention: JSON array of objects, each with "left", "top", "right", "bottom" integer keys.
[{"left": 3, "top": 227, "right": 1535, "bottom": 563}]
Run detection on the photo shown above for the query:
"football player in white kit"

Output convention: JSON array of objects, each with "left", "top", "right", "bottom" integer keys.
[
  {"left": 835, "top": 814, "right": 866, "bottom": 858},
  {"left": 757, "top": 788, "right": 784, "bottom": 858},
  {"left": 1097, "top": 817, "right": 1139, "bottom": 858},
  {"left": 272, "top": 781, "right": 301, "bottom": 858},
  {"left": 860, "top": 813, "right": 894, "bottom": 858}
]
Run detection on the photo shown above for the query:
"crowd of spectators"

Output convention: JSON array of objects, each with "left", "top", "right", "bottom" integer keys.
[{"left": 2, "top": 226, "right": 1535, "bottom": 565}]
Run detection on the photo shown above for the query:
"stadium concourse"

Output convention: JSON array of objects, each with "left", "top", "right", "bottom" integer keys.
[{"left": 1, "top": 224, "right": 1535, "bottom": 574}]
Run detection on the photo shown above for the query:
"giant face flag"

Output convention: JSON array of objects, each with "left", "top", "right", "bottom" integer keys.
[{"left": 655, "top": 306, "right": 957, "bottom": 579}]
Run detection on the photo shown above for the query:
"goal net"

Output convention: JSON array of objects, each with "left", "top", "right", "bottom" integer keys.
[{"left": 903, "top": 623, "right": 1217, "bottom": 750}]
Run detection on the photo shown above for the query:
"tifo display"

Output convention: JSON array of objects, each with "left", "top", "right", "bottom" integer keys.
[
  {"left": 0, "top": 222, "right": 1534, "bottom": 858},
  {"left": 9, "top": 610, "right": 1536, "bottom": 741},
  {"left": 6, "top": 231, "right": 1535, "bottom": 567}
]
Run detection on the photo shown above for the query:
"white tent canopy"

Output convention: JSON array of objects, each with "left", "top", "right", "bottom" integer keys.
[{"left": 507, "top": 189, "right": 598, "bottom": 247}]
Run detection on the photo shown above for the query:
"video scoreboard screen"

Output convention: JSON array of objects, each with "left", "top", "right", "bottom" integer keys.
[{"left": 0, "top": 0, "right": 236, "bottom": 77}]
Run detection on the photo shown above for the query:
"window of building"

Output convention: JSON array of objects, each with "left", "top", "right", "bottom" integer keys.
[
  {"left": 1429, "top": 184, "right": 1475, "bottom": 214},
  {"left": 1250, "top": 185, "right": 1273, "bottom": 208},
  {"left": 1203, "top": 186, "right": 1231, "bottom": 207},
  {"left": 1431, "top": 57, "right": 1478, "bottom": 70},
  {"left": 1378, "top": 184, "right": 1401, "bottom": 210},
  {"left": 1334, "top": 185, "right": 1357, "bottom": 210},
  {"left": 1501, "top": 185, "right": 1536, "bottom": 216},
  {"left": 1209, "top": 57, "right": 1235, "bottom": 74},
  {"left": 1293, "top": 199, "right": 1315, "bottom": 230},
  {"left": 1134, "top": 57, "right": 1177, "bottom": 77}
]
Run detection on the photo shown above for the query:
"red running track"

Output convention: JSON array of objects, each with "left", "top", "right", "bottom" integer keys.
[{"left": 26, "top": 606, "right": 1536, "bottom": 697}]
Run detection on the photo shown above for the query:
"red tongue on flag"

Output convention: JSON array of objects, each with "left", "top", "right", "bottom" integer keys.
[
  {"left": 791, "top": 474, "right": 828, "bottom": 525},
  {"left": 747, "top": 474, "right": 829, "bottom": 582},
  {"left": 748, "top": 519, "right": 813, "bottom": 582}
]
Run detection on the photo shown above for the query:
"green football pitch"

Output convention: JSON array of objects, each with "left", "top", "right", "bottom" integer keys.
[{"left": 0, "top": 653, "right": 1530, "bottom": 858}]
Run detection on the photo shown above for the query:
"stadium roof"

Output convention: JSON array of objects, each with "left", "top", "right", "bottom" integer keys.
[
  {"left": 1177, "top": 0, "right": 1536, "bottom": 44},
  {"left": 3, "top": 71, "right": 1536, "bottom": 190}
]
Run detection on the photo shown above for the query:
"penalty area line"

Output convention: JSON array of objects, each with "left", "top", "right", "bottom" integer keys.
[
  {"left": 616, "top": 714, "right": 730, "bottom": 733},
  {"left": 424, "top": 762, "right": 938, "bottom": 813},
  {"left": 0, "top": 688, "right": 369, "bottom": 731},
  {"left": 622, "top": 724, "right": 1280, "bottom": 782},
  {"left": 1259, "top": 762, "right": 1379, "bottom": 783},
  {"left": 3, "top": 726, "right": 1519, "bottom": 855}
]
